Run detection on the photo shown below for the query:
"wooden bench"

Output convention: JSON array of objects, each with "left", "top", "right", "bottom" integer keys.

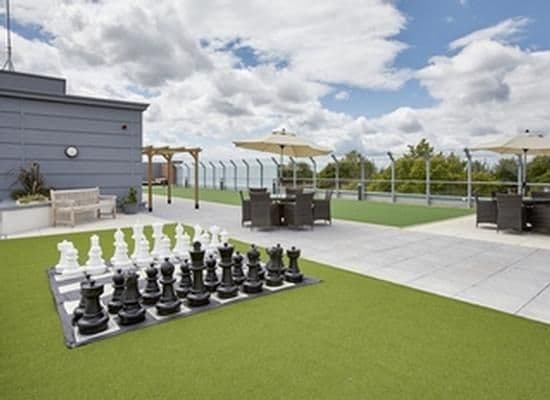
[{"left": 50, "top": 187, "right": 116, "bottom": 227}]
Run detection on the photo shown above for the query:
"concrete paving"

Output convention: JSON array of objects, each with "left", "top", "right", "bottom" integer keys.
[{"left": 150, "top": 196, "right": 550, "bottom": 324}]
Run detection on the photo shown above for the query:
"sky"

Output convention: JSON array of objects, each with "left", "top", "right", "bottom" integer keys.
[{"left": 1, "top": 0, "right": 550, "bottom": 162}]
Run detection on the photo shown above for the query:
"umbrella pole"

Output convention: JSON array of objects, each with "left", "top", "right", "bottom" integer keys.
[
  {"left": 523, "top": 149, "right": 528, "bottom": 196},
  {"left": 279, "top": 145, "right": 284, "bottom": 191}
]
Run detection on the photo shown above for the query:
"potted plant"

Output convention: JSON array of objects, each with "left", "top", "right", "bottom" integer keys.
[
  {"left": 122, "top": 187, "right": 139, "bottom": 214},
  {"left": 10, "top": 162, "right": 50, "bottom": 205}
]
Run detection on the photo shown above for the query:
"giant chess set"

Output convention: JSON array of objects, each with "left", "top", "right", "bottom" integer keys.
[{"left": 48, "top": 222, "right": 319, "bottom": 348}]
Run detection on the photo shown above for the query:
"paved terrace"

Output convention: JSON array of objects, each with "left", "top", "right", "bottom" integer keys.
[{"left": 151, "top": 196, "right": 550, "bottom": 324}]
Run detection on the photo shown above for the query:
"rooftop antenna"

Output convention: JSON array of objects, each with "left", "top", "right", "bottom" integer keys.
[{"left": 2, "top": 0, "right": 15, "bottom": 71}]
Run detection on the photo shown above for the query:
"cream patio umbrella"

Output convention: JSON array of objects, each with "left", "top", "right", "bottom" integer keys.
[
  {"left": 471, "top": 130, "right": 550, "bottom": 194},
  {"left": 233, "top": 128, "right": 332, "bottom": 184}
]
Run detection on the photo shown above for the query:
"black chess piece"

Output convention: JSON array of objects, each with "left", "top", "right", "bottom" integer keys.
[
  {"left": 265, "top": 244, "right": 284, "bottom": 287},
  {"left": 243, "top": 245, "right": 263, "bottom": 294},
  {"left": 231, "top": 251, "right": 245, "bottom": 285},
  {"left": 76, "top": 277, "right": 109, "bottom": 335},
  {"left": 186, "top": 242, "right": 210, "bottom": 307},
  {"left": 176, "top": 259, "right": 192, "bottom": 298},
  {"left": 216, "top": 243, "right": 239, "bottom": 299},
  {"left": 285, "top": 246, "right": 303, "bottom": 283},
  {"left": 118, "top": 270, "right": 146, "bottom": 325},
  {"left": 73, "top": 273, "right": 91, "bottom": 323},
  {"left": 107, "top": 269, "right": 125, "bottom": 314},
  {"left": 156, "top": 258, "right": 182, "bottom": 315},
  {"left": 204, "top": 254, "right": 220, "bottom": 292},
  {"left": 141, "top": 263, "right": 161, "bottom": 305}
]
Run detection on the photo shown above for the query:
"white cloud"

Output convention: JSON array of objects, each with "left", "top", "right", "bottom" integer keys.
[
  {"left": 334, "top": 91, "right": 350, "bottom": 101},
  {"left": 449, "top": 17, "right": 530, "bottom": 50}
]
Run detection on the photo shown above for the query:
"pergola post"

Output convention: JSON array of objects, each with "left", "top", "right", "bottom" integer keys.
[
  {"left": 464, "top": 148, "right": 473, "bottom": 208},
  {"left": 242, "top": 159, "right": 250, "bottom": 189},
  {"left": 229, "top": 160, "right": 238, "bottom": 191},
  {"left": 146, "top": 149, "right": 153, "bottom": 212},
  {"left": 256, "top": 158, "right": 264, "bottom": 188},
  {"left": 309, "top": 157, "right": 317, "bottom": 190}
]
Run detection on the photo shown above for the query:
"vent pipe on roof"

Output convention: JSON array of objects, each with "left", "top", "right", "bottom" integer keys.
[{"left": 2, "top": 0, "right": 15, "bottom": 71}]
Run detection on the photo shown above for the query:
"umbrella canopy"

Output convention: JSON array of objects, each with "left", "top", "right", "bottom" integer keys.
[
  {"left": 233, "top": 129, "right": 332, "bottom": 157},
  {"left": 471, "top": 131, "right": 550, "bottom": 156}
]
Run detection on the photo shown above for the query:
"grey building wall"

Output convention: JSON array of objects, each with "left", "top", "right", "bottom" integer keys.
[{"left": 0, "top": 72, "right": 148, "bottom": 202}]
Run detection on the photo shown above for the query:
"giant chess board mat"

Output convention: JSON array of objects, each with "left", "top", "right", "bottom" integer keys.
[{"left": 48, "top": 266, "right": 319, "bottom": 348}]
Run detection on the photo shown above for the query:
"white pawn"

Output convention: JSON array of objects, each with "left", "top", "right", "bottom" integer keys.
[
  {"left": 209, "top": 225, "right": 221, "bottom": 248},
  {"left": 151, "top": 222, "right": 164, "bottom": 259},
  {"left": 54, "top": 240, "right": 72, "bottom": 274},
  {"left": 84, "top": 235, "right": 107, "bottom": 275},
  {"left": 61, "top": 246, "right": 83, "bottom": 278},
  {"left": 111, "top": 229, "right": 132, "bottom": 270},
  {"left": 192, "top": 224, "right": 203, "bottom": 244},
  {"left": 131, "top": 223, "right": 145, "bottom": 260},
  {"left": 157, "top": 234, "right": 172, "bottom": 262},
  {"left": 220, "top": 229, "right": 229, "bottom": 245},
  {"left": 134, "top": 236, "right": 153, "bottom": 268},
  {"left": 172, "top": 223, "right": 190, "bottom": 261}
]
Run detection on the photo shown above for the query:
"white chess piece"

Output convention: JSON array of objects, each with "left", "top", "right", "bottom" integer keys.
[
  {"left": 61, "top": 246, "right": 83, "bottom": 278},
  {"left": 200, "top": 231, "right": 210, "bottom": 248},
  {"left": 172, "top": 223, "right": 190, "bottom": 261},
  {"left": 84, "top": 234, "right": 107, "bottom": 275},
  {"left": 111, "top": 229, "right": 132, "bottom": 270},
  {"left": 220, "top": 229, "right": 229, "bottom": 245},
  {"left": 157, "top": 234, "right": 172, "bottom": 262},
  {"left": 54, "top": 240, "right": 72, "bottom": 274},
  {"left": 131, "top": 223, "right": 145, "bottom": 260},
  {"left": 151, "top": 222, "right": 164, "bottom": 259},
  {"left": 209, "top": 225, "right": 221, "bottom": 248},
  {"left": 192, "top": 224, "right": 203, "bottom": 244},
  {"left": 134, "top": 236, "right": 153, "bottom": 268}
]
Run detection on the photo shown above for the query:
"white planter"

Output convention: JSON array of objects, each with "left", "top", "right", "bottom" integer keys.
[{"left": 0, "top": 203, "right": 52, "bottom": 237}]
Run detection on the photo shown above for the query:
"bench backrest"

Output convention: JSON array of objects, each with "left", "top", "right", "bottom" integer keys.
[{"left": 50, "top": 187, "right": 100, "bottom": 206}]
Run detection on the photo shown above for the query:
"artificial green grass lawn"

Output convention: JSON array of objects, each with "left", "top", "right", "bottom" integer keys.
[
  {"left": 151, "top": 186, "right": 473, "bottom": 227},
  {"left": 1, "top": 227, "right": 550, "bottom": 399}
]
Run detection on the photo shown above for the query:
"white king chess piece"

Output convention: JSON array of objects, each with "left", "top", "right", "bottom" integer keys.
[
  {"left": 151, "top": 222, "right": 164, "bottom": 259},
  {"left": 131, "top": 223, "right": 145, "bottom": 260},
  {"left": 61, "top": 245, "right": 83, "bottom": 278},
  {"left": 192, "top": 224, "right": 203, "bottom": 245},
  {"left": 157, "top": 234, "right": 172, "bottom": 262},
  {"left": 110, "top": 228, "right": 132, "bottom": 270},
  {"left": 55, "top": 240, "right": 72, "bottom": 274},
  {"left": 84, "top": 234, "right": 107, "bottom": 275},
  {"left": 134, "top": 236, "right": 153, "bottom": 268},
  {"left": 172, "top": 223, "right": 191, "bottom": 261}
]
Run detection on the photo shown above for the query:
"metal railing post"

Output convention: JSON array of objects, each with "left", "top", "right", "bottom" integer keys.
[
  {"left": 271, "top": 157, "right": 280, "bottom": 193},
  {"left": 464, "top": 148, "right": 472, "bottom": 208},
  {"left": 517, "top": 154, "right": 523, "bottom": 194},
  {"left": 309, "top": 157, "right": 317, "bottom": 190},
  {"left": 242, "top": 159, "right": 250, "bottom": 189},
  {"left": 359, "top": 154, "right": 365, "bottom": 200},
  {"left": 208, "top": 161, "right": 216, "bottom": 189},
  {"left": 199, "top": 161, "right": 207, "bottom": 188},
  {"left": 387, "top": 152, "right": 395, "bottom": 202},
  {"left": 256, "top": 158, "right": 264, "bottom": 188},
  {"left": 289, "top": 156, "right": 297, "bottom": 188},
  {"left": 425, "top": 156, "right": 431, "bottom": 205},
  {"left": 183, "top": 162, "right": 190, "bottom": 187},
  {"left": 331, "top": 154, "right": 340, "bottom": 197},
  {"left": 219, "top": 161, "right": 226, "bottom": 190},
  {"left": 229, "top": 160, "right": 238, "bottom": 191}
]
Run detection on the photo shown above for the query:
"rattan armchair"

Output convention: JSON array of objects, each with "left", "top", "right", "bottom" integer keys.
[
  {"left": 475, "top": 194, "right": 497, "bottom": 227},
  {"left": 249, "top": 191, "right": 279, "bottom": 229},
  {"left": 239, "top": 190, "right": 251, "bottom": 226},
  {"left": 313, "top": 190, "right": 333, "bottom": 224},
  {"left": 284, "top": 192, "right": 314, "bottom": 229},
  {"left": 530, "top": 204, "right": 550, "bottom": 232},
  {"left": 496, "top": 194, "right": 526, "bottom": 232}
]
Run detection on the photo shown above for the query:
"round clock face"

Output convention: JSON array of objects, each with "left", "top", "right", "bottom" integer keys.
[{"left": 64, "top": 145, "right": 79, "bottom": 158}]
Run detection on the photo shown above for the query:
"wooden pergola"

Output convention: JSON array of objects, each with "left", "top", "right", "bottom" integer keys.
[{"left": 142, "top": 145, "right": 202, "bottom": 211}]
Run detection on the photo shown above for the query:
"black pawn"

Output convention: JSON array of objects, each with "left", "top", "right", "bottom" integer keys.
[
  {"left": 186, "top": 242, "right": 210, "bottom": 307},
  {"left": 156, "top": 258, "right": 182, "bottom": 315},
  {"left": 118, "top": 271, "right": 146, "bottom": 325},
  {"left": 217, "top": 243, "right": 239, "bottom": 299},
  {"left": 176, "top": 259, "right": 192, "bottom": 299},
  {"left": 141, "top": 263, "right": 161, "bottom": 305},
  {"left": 265, "top": 244, "right": 284, "bottom": 287},
  {"left": 243, "top": 245, "right": 263, "bottom": 294},
  {"left": 285, "top": 247, "right": 303, "bottom": 283},
  {"left": 73, "top": 273, "right": 91, "bottom": 324},
  {"left": 77, "top": 278, "right": 109, "bottom": 335},
  {"left": 204, "top": 254, "right": 220, "bottom": 292},
  {"left": 107, "top": 269, "right": 125, "bottom": 314},
  {"left": 232, "top": 251, "right": 245, "bottom": 285}
]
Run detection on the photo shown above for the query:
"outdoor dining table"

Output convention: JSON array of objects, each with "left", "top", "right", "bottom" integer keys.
[{"left": 270, "top": 193, "right": 296, "bottom": 225}]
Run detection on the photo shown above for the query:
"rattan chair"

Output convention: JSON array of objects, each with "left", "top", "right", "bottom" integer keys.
[
  {"left": 530, "top": 204, "right": 550, "bottom": 232},
  {"left": 496, "top": 194, "right": 526, "bottom": 232},
  {"left": 475, "top": 194, "right": 497, "bottom": 227},
  {"left": 239, "top": 190, "right": 251, "bottom": 226},
  {"left": 284, "top": 192, "right": 314, "bottom": 229},
  {"left": 313, "top": 190, "right": 333, "bottom": 225},
  {"left": 249, "top": 191, "right": 279, "bottom": 229}
]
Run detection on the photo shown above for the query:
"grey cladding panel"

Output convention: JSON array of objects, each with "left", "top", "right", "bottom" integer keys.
[
  {"left": 0, "top": 71, "right": 66, "bottom": 95},
  {"left": 21, "top": 144, "right": 135, "bottom": 161},
  {"left": 0, "top": 110, "right": 21, "bottom": 129},
  {"left": 22, "top": 113, "right": 133, "bottom": 134},
  {"left": 20, "top": 129, "right": 138, "bottom": 148},
  {"left": 19, "top": 99, "right": 140, "bottom": 122}
]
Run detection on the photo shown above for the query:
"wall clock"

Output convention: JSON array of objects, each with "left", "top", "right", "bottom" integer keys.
[{"left": 64, "top": 145, "right": 79, "bottom": 159}]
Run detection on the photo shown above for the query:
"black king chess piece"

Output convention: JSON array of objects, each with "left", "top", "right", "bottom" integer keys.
[
  {"left": 265, "top": 244, "right": 285, "bottom": 287},
  {"left": 216, "top": 243, "right": 239, "bottom": 299},
  {"left": 204, "top": 254, "right": 220, "bottom": 292},
  {"left": 156, "top": 258, "right": 182, "bottom": 315},
  {"left": 243, "top": 245, "right": 263, "bottom": 294},
  {"left": 118, "top": 270, "right": 146, "bottom": 325},
  {"left": 141, "top": 263, "right": 161, "bottom": 305},
  {"left": 73, "top": 273, "right": 91, "bottom": 323},
  {"left": 285, "top": 246, "right": 304, "bottom": 283},
  {"left": 176, "top": 259, "right": 192, "bottom": 298},
  {"left": 76, "top": 277, "right": 109, "bottom": 335},
  {"left": 231, "top": 251, "right": 245, "bottom": 285},
  {"left": 107, "top": 269, "right": 125, "bottom": 313},
  {"left": 186, "top": 241, "right": 210, "bottom": 307}
]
